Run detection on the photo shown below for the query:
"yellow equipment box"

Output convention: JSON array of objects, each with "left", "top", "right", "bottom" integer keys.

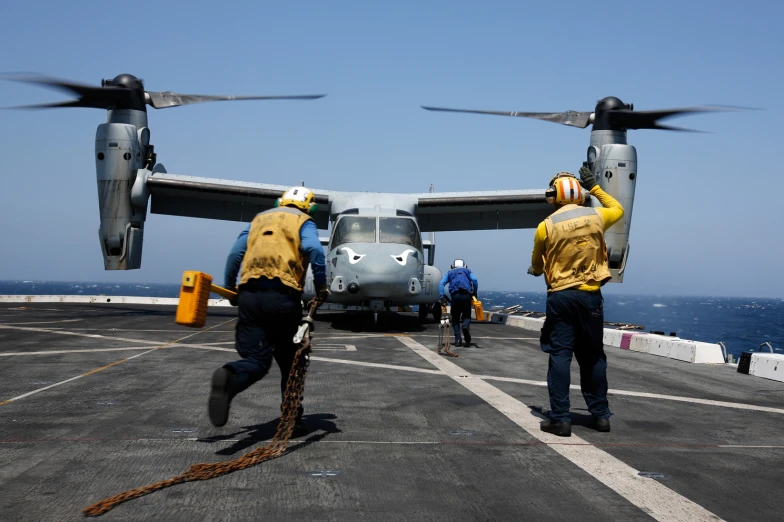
[
  {"left": 471, "top": 296, "right": 485, "bottom": 322},
  {"left": 175, "top": 271, "right": 237, "bottom": 328}
]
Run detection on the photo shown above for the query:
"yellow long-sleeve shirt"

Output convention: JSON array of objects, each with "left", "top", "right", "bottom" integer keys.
[{"left": 531, "top": 186, "right": 624, "bottom": 291}]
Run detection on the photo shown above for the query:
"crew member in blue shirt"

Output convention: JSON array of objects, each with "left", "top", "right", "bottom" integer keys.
[
  {"left": 439, "top": 259, "right": 479, "bottom": 347},
  {"left": 210, "top": 187, "right": 327, "bottom": 434}
]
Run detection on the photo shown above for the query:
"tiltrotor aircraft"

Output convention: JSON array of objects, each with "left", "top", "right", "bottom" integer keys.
[{"left": 4, "top": 74, "right": 730, "bottom": 321}]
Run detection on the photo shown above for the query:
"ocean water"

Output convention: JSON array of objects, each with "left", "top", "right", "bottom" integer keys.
[{"left": 1, "top": 281, "right": 781, "bottom": 358}]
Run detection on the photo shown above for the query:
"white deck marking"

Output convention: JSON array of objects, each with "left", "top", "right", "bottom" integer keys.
[
  {"left": 311, "top": 356, "right": 442, "bottom": 374},
  {"left": 313, "top": 344, "right": 357, "bottom": 351},
  {"left": 1, "top": 322, "right": 776, "bottom": 417},
  {"left": 0, "top": 319, "right": 84, "bottom": 325},
  {"left": 0, "top": 323, "right": 181, "bottom": 345},
  {"left": 398, "top": 336, "right": 723, "bottom": 522},
  {"left": 0, "top": 346, "right": 154, "bottom": 356},
  {"left": 477, "top": 375, "right": 784, "bottom": 416},
  {"left": 0, "top": 319, "right": 235, "bottom": 406}
]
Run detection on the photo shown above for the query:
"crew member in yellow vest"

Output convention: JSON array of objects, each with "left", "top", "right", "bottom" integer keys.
[
  {"left": 209, "top": 186, "right": 328, "bottom": 433},
  {"left": 528, "top": 165, "right": 624, "bottom": 437}
]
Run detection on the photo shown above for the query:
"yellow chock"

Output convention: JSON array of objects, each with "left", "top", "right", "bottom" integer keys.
[
  {"left": 175, "top": 271, "right": 237, "bottom": 328},
  {"left": 471, "top": 296, "right": 485, "bottom": 322}
]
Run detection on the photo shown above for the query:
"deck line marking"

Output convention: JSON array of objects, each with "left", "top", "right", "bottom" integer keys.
[
  {"left": 0, "top": 324, "right": 186, "bottom": 345},
  {"left": 2, "top": 437, "right": 783, "bottom": 450},
  {"left": 315, "top": 344, "right": 357, "bottom": 351},
  {"left": 716, "top": 445, "right": 784, "bottom": 448},
  {"left": 0, "top": 319, "right": 84, "bottom": 326},
  {"left": 0, "top": 319, "right": 236, "bottom": 406},
  {"left": 311, "top": 356, "right": 443, "bottom": 374},
  {"left": 2, "top": 324, "right": 775, "bottom": 416},
  {"left": 397, "top": 336, "right": 723, "bottom": 522},
  {"left": 477, "top": 375, "right": 784, "bottom": 416},
  {"left": 0, "top": 347, "right": 156, "bottom": 356}
]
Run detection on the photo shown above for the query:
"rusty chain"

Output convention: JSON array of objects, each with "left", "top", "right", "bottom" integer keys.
[
  {"left": 438, "top": 305, "right": 459, "bottom": 358},
  {"left": 82, "top": 335, "right": 313, "bottom": 517}
]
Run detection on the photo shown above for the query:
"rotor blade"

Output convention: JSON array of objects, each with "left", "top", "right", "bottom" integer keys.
[
  {"left": 2, "top": 75, "right": 133, "bottom": 109},
  {"left": 421, "top": 106, "right": 593, "bottom": 128},
  {"left": 2, "top": 100, "right": 93, "bottom": 110},
  {"left": 2, "top": 74, "right": 99, "bottom": 97},
  {"left": 608, "top": 107, "right": 731, "bottom": 131},
  {"left": 1, "top": 74, "right": 134, "bottom": 109},
  {"left": 146, "top": 91, "right": 326, "bottom": 109}
]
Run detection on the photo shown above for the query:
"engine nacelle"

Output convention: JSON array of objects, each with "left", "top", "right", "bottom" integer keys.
[
  {"left": 588, "top": 133, "right": 637, "bottom": 283},
  {"left": 95, "top": 122, "right": 148, "bottom": 269}
]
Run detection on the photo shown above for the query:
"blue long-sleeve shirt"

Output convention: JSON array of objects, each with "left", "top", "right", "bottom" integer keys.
[
  {"left": 439, "top": 269, "right": 478, "bottom": 298},
  {"left": 224, "top": 219, "right": 326, "bottom": 290}
]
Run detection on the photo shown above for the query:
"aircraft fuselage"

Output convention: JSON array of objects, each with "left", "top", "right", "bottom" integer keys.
[{"left": 302, "top": 193, "right": 441, "bottom": 312}]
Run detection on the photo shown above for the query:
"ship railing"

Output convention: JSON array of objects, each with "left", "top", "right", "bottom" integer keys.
[
  {"left": 718, "top": 342, "right": 729, "bottom": 363},
  {"left": 719, "top": 341, "right": 778, "bottom": 365},
  {"left": 759, "top": 342, "right": 774, "bottom": 353}
]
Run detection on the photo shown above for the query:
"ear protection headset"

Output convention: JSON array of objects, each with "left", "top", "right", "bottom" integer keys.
[{"left": 451, "top": 259, "right": 467, "bottom": 269}]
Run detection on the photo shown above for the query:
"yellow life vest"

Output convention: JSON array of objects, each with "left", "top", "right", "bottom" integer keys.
[
  {"left": 239, "top": 207, "right": 313, "bottom": 291},
  {"left": 543, "top": 204, "right": 612, "bottom": 292}
]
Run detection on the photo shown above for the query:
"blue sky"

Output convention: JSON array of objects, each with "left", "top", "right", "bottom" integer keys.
[{"left": 0, "top": 1, "right": 781, "bottom": 298}]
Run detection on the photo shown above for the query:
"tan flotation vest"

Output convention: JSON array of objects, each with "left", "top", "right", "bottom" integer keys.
[
  {"left": 239, "top": 207, "right": 313, "bottom": 291},
  {"left": 543, "top": 204, "right": 612, "bottom": 292}
]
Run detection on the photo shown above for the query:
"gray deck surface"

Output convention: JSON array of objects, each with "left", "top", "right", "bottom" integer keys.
[{"left": 1, "top": 303, "right": 783, "bottom": 521}]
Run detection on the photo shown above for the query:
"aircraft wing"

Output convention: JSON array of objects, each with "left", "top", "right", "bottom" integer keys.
[
  {"left": 413, "top": 189, "right": 552, "bottom": 232},
  {"left": 146, "top": 173, "right": 334, "bottom": 229}
]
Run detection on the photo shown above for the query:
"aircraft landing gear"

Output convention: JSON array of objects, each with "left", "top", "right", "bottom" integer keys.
[{"left": 418, "top": 305, "right": 429, "bottom": 322}]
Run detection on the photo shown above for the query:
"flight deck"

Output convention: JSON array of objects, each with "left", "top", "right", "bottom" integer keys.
[{"left": 1, "top": 302, "right": 783, "bottom": 521}]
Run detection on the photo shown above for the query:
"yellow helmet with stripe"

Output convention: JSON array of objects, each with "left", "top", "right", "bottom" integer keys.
[{"left": 545, "top": 172, "right": 584, "bottom": 205}]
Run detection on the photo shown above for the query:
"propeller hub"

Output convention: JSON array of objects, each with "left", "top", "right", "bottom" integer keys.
[
  {"left": 592, "top": 96, "right": 634, "bottom": 132},
  {"left": 595, "top": 96, "right": 632, "bottom": 113},
  {"left": 105, "top": 74, "right": 144, "bottom": 91}
]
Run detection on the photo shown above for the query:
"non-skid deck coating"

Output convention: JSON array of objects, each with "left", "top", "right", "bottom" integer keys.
[{"left": 1, "top": 302, "right": 783, "bottom": 522}]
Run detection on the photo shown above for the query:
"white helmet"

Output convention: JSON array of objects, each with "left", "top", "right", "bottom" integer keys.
[
  {"left": 451, "top": 259, "right": 466, "bottom": 269},
  {"left": 277, "top": 186, "right": 317, "bottom": 215}
]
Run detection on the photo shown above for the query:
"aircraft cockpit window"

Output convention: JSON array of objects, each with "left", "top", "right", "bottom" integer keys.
[
  {"left": 379, "top": 218, "right": 422, "bottom": 250},
  {"left": 332, "top": 216, "right": 377, "bottom": 246}
]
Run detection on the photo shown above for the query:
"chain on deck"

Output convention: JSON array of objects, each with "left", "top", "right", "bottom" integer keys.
[
  {"left": 81, "top": 340, "right": 312, "bottom": 517},
  {"left": 438, "top": 305, "right": 459, "bottom": 358}
]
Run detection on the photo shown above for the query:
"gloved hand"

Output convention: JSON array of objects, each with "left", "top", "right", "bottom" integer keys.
[
  {"left": 300, "top": 315, "right": 315, "bottom": 333},
  {"left": 227, "top": 287, "right": 238, "bottom": 307},
  {"left": 315, "top": 286, "right": 330, "bottom": 305},
  {"left": 527, "top": 266, "right": 542, "bottom": 277},
  {"left": 440, "top": 296, "right": 449, "bottom": 306},
  {"left": 579, "top": 163, "right": 597, "bottom": 191}
]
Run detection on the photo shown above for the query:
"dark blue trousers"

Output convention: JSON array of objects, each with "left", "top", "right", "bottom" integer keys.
[
  {"left": 450, "top": 292, "right": 472, "bottom": 341},
  {"left": 540, "top": 288, "right": 611, "bottom": 423},
  {"left": 225, "top": 285, "right": 304, "bottom": 417}
]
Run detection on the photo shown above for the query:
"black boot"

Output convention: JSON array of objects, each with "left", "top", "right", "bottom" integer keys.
[
  {"left": 209, "top": 367, "right": 237, "bottom": 427},
  {"left": 462, "top": 328, "right": 472, "bottom": 345},
  {"left": 292, "top": 416, "right": 310, "bottom": 437},
  {"left": 540, "top": 418, "right": 572, "bottom": 437},
  {"left": 594, "top": 417, "right": 611, "bottom": 432}
]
